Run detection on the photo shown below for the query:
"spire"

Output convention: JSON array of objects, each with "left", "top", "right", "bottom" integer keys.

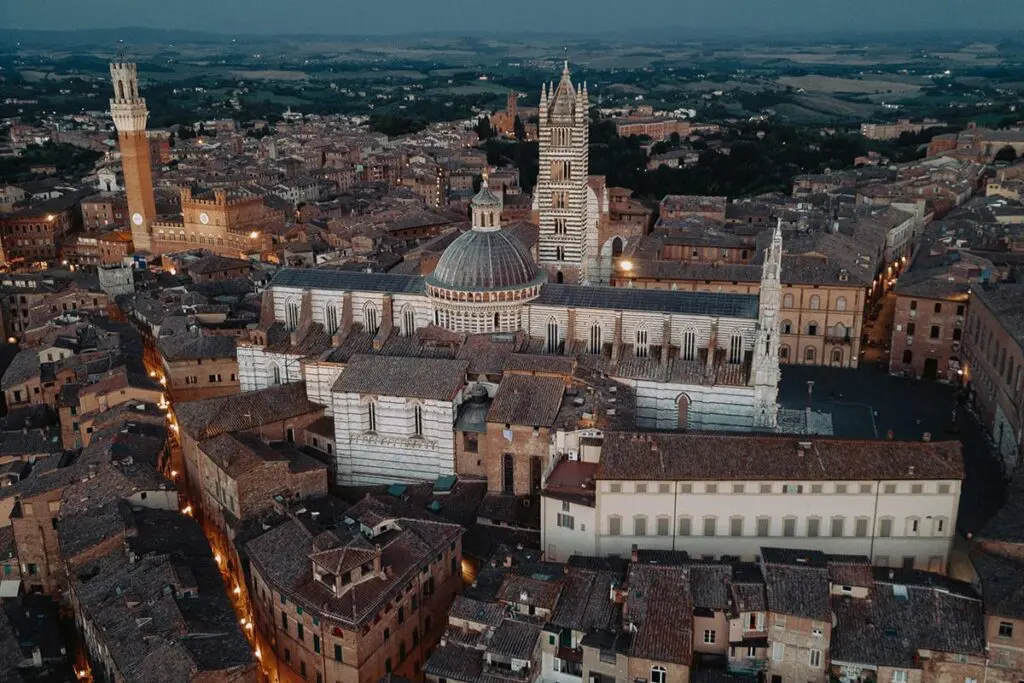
[{"left": 563, "top": 59, "right": 570, "bottom": 76}]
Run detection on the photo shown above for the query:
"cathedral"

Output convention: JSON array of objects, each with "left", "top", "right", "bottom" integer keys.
[{"left": 233, "top": 64, "right": 784, "bottom": 485}]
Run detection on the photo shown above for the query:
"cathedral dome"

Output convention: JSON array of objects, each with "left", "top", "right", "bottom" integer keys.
[{"left": 428, "top": 229, "right": 544, "bottom": 292}]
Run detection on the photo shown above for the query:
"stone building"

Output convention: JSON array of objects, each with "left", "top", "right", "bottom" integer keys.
[
  {"left": 889, "top": 269, "right": 970, "bottom": 381},
  {"left": 246, "top": 496, "right": 464, "bottom": 683},
  {"left": 157, "top": 313, "right": 240, "bottom": 403},
  {"left": 962, "top": 283, "right": 1024, "bottom": 471},
  {"left": 541, "top": 431, "right": 964, "bottom": 571}
]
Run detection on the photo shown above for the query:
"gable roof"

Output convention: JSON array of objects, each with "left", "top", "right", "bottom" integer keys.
[{"left": 334, "top": 354, "right": 468, "bottom": 401}]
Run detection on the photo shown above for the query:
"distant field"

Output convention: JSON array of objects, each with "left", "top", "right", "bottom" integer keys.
[
  {"left": 230, "top": 69, "right": 309, "bottom": 80},
  {"left": 427, "top": 82, "right": 509, "bottom": 95},
  {"left": 778, "top": 75, "right": 921, "bottom": 95}
]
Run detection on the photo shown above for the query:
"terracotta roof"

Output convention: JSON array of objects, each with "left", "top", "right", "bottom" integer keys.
[
  {"left": 596, "top": 432, "right": 964, "bottom": 482},
  {"left": 495, "top": 575, "right": 562, "bottom": 611},
  {"left": 486, "top": 374, "right": 564, "bottom": 427},
  {"left": 624, "top": 564, "right": 693, "bottom": 665},
  {"left": 831, "top": 569, "right": 985, "bottom": 666},
  {"left": 175, "top": 382, "right": 322, "bottom": 441},
  {"left": 334, "top": 354, "right": 468, "bottom": 401}
]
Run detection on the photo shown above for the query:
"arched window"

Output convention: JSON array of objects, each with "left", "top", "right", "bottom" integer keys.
[
  {"left": 782, "top": 319, "right": 793, "bottom": 334},
  {"left": 493, "top": 312, "right": 500, "bottom": 331},
  {"left": 413, "top": 404, "right": 423, "bottom": 437},
  {"left": 681, "top": 328, "right": 697, "bottom": 361},
  {"left": 271, "top": 363, "right": 282, "bottom": 386},
  {"left": 402, "top": 307, "right": 416, "bottom": 337},
  {"left": 807, "top": 321, "right": 819, "bottom": 336},
  {"left": 805, "top": 347, "right": 816, "bottom": 363},
  {"left": 729, "top": 335, "right": 743, "bottom": 364},
  {"left": 556, "top": 270, "right": 564, "bottom": 284},
  {"left": 779, "top": 345, "right": 790, "bottom": 360},
  {"left": 366, "top": 400, "right": 377, "bottom": 433},
  {"left": 325, "top": 303, "right": 339, "bottom": 335},
  {"left": 635, "top": 325, "right": 649, "bottom": 358},
  {"left": 286, "top": 300, "right": 299, "bottom": 331},
  {"left": 836, "top": 296, "right": 848, "bottom": 312},
  {"left": 833, "top": 323, "right": 847, "bottom": 339},
  {"left": 831, "top": 348, "right": 843, "bottom": 365},
  {"left": 677, "top": 394, "right": 690, "bottom": 430},
  {"left": 783, "top": 293, "right": 794, "bottom": 308},
  {"left": 364, "top": 303, "right": 379, "bottom": 334},
  {"left": 434, "top": 310, "right": 440, "bottom": 326},
  {"left": 651, "top": 667, "right": 667, "bottom": 683},
  {"left": 546, "top": 318, "right": 559, "bottom": 353},
  {"left": 611, "top": 237, "right": 624, "bottom": 257},
  {"left": 903, "top": 349, "right": 913, "bottom": 364},
  {"left": 809, "top": 295, "right": 821, "bottom": 310},
  {"left": 589, "top": 322, "right": 602, "bottom": 355},
  {"left": 555, "top": 246, "right": 565, "bottom": 261},
  {"left": 117, "top": 81, "right": 125, "bottom": 99}
]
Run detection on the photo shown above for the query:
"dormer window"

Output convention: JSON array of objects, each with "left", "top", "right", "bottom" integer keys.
[{"left": 342, "top": 571, "right": 352, "bottom": 585}]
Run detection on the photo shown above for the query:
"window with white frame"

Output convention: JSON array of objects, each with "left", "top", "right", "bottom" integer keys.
[
  {"left": 772, "top": 642, "right": 785, "bottom": 662},
  {"left": 682, "top": 329, "right": 697, "bottom": 361},
  {"left": 703, "top": 630, "right": 716, "bottom": 644},
  {"left": 809, "top": 649, "right": 822, "bottom": 668},
  {"left": 325, "top": 303, "right": 339, "bottom": 335},
  {"left": 402, "top": 307, "right": 416, "bottom": 337},
  {"left": 364, "top": 303, "right": 379, "bottom": 334},
  {"left": 286, "top": 300, "right": 300, "bottom": 330},
  {"left": 413, "top": 405, "right": 423, "bottom": 437},
  {"left": 892, "top": 671, "right": 907, "bottom": 683},
  {"left": 546, "top": 318, "right": 559, "bottom": 353},
  {"left": 635, "top": 325, "right": 649, "bottom": 358},
  {"left": 651, "top": 667, "right": 666, "bottom": 683},
  {"left": 589, "top": 322, "right": 602, "bottom": 355},
  {"left": 366, "top": 400, "right": 377, "bottom": 433},
  {"left": 729, "top": 335, "right": 743, "bottom": 364}
]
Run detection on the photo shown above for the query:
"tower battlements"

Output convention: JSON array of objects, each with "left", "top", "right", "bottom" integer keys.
[{"left": 180, "top": 188, "right": 262, "bottom": 208}]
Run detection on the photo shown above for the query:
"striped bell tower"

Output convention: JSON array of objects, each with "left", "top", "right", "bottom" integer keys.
[
  {"left": 535, "top": 62, "right": 590, "bottom": 284},
  {"left": 109, "top": 62, "right": 156, "bottom": 253}
]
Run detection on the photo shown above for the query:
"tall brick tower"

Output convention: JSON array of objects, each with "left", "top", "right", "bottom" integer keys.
[{"left": 109, "top": 62, "right": 156, "bottom": 253}]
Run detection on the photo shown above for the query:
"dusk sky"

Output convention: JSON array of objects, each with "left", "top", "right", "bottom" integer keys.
[{"left": 4, "top": 0, "right": 1024, "bottom": 35}]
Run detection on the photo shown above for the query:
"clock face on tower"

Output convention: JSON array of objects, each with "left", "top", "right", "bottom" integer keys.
[
  {"left": 199, "top": 212, "right": 210, "bottom": 225},
  {"left": 131, "top": 213, "right": 143, "bottom": 226}
]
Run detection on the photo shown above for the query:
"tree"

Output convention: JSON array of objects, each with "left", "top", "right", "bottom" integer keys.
[
  {"left": 513, "top": 115, "right": 526, "bottom": 142},
  {"left": 669, "top": 131, "right": 681, "bottom": 147},
  {"left": 994, "top": 145, "right": 1018, "bottom": 163},
  {"left": 474, "top": 116, "right": 493, "bottom": 140}
]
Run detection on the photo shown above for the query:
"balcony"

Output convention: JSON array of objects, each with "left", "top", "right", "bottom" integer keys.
[{"left": 825, "top": 334, "right": 853, "bottom": 345}]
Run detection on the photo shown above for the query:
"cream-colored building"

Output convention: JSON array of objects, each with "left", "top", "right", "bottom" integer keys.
[{"left": 542, "top": 431, "right": 964, "bottom": 572}]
